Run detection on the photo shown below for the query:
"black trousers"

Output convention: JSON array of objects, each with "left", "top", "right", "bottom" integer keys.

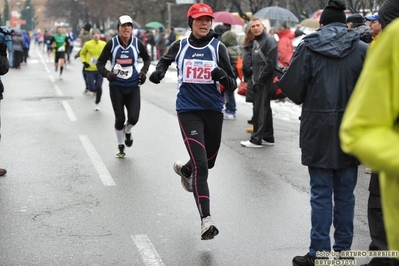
[
  {"left": 367, "top": 173, "right": 393, "bottom": 266},
  {"left": 177, "top": 111, "right": 223, "bottom": 219},
  {"left": 250, "top": 83, "right": 274, "bottom": 144}
]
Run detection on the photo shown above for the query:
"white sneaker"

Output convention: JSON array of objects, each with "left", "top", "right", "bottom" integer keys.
[
  {"left": 201, "top": 216, "right": 219, "bottom": 240},
  {"left": 173, "top": 161, "right": 193, "bottom": 192},
  {"left": 94, "top": 104, "right": 100, "bottom": 111},
  {"left": 223, "top": 113, "right": 236, "bottom": 120},
  {"left": 240, "top": 140, "right": 262, "bottom": 148},
  {"left": 261, "top": 140, "right": 274, "bottom": 146}
]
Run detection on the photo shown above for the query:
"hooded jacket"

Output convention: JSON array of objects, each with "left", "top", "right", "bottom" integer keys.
[
  {"left": 221, "top": 30, "right": 240, "bottom": 75},
  {"left": 352, "top": 24, "right": 373, "bottom": 44},
  {"left": 278, "top": 22, "right": 368, "bottom": 168},
  {"left": 277, "top": 29, "right": 295, "bottom": 66}
]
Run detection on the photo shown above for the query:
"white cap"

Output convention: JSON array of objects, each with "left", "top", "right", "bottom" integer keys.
[{"left": 119, "top": 15, "right": 133, "bottom": 26}]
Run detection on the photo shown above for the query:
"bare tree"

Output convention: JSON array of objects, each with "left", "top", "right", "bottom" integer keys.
[{"left": 44, "top": 0, "right": 385, "bottom": 34}]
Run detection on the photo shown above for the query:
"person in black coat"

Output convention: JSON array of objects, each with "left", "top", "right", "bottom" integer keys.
[
  {"left": 240, "top": 18, "right": 278, "bottom": 148},
  {"left": 241, "top": 26, "right": 255, "bottom": 130},
  {"left": 278, "top": 0, "right": 369, "bottom": 265}
]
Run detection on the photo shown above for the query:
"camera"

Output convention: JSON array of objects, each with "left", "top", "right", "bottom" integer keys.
[{"left": 0, "top": 26, "right": 13, "bottom": 53}]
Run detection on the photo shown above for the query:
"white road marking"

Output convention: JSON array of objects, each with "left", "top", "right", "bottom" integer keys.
[
  {"left": 131, "top": 235, "right": 165, "bottom": 266},
  {"left": 79, "top": 135, "right": 116, "bottom": 186},
  {"left": 61, "top": 101, "right": 77, "bottom": 122},
  {"left": 36, "top": 48, "right": 78, "bottom": 122},
  {"left": 54, "top": 84, "right": 64, "bottom": 96}
]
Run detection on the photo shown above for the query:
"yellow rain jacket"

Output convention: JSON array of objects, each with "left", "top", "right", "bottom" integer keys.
[
  {"left": 80, "top": 39, "right": 106, "bottom": 72},
  {"left": 340, "top": 19, "right": 399, "bottom": 259}
]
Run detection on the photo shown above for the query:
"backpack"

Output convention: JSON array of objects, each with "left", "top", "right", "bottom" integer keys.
[{"left": 235, "top": 55, "right": 243, "bottom": 80}]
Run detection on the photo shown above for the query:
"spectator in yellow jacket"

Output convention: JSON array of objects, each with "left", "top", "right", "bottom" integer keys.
[{"left": 340, "top": 18, "right": 399, "bottom": 266}]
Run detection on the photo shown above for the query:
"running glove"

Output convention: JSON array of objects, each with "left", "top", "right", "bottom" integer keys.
[
  {"left": 139, "top": 69, "right": 147, "bottom": 85},
  {"left": 149, "top": 70, "right": 165, "bottom": 84},
  {"left": 83, "top": 62, "right": 90, "bottom": 68},
  {"left": 211, "top": 67, "right": 227, "bottom": 81},
  {"left": 106, "top": 71, "right": 118, "bottom": 82}
]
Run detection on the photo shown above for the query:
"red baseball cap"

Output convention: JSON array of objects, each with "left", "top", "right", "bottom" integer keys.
[{"left": 187, "top": 3, "right": 215, "bottom": 19}]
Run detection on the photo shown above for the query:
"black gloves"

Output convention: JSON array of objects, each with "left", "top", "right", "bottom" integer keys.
[
  {"left": 139, "top": 69, "right": 147, "bottom": 85},
  {"left": 83, "top": 62, "right": 90, "bottom": 68},
  {"left": 149, "top": 70, "right": 165, "bottom": 84},
  {"left": 211, "top": 67, "right": 227, "bottom": 81},
  {"left": 106, "top": 71, "right": 118, "bottom": 82}
]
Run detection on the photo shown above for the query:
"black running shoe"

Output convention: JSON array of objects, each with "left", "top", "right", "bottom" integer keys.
[
  {"left": 293, "top": 253, "right": 316, "bottom": 266},
  {"left": 116, "top": 144, "right": 125, "bottom": 159},
  {"left": 125, "top": 132, "right": 133, "bottom": 147}
]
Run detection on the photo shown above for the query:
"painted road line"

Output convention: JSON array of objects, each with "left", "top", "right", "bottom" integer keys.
[
  {"left": 61, "top": 101, "right": 77, "bottom": 122},
  {"left": 79, "top": 135, "right": 116, "bottom": 186},
  {"left": 131, "top": 234, "right": 165, "bottom": 266}
]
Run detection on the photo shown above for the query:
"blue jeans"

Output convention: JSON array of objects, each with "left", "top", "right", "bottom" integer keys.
[
  {"left": 308, "top": 166, "right": 358, "bottom": 257},
  {"left": 225, "top": 91, "right": 236, "bottom": 114},
  {"left": 85, "top": 71, "right": 103, "bottom": 104},
  {"left": 9, "top": 52, "right": 14, "bottom": 68}
]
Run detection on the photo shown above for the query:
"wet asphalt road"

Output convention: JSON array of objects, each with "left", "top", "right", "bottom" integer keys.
[{"left": 0, "top": 46, "right": 372, "bottom": 265}]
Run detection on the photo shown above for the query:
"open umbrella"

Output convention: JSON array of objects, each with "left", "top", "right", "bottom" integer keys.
[
  {"left": 145, "top": 21, "right": 165, "bottom": 29},
  {"left": 131, "top": 20, "right": 141, "bottom": 29},
  {"left": 300, "top": 18, "right": 319, "bottom": 29},
  {"left": 253, "top": 6, "right": 299, "bottom": 25},
  {"left": 111, "top": 19, "right": 141, "bottom": 29},
  {"left": 213, "top": 11, "right": 244, "bottom": 26}
]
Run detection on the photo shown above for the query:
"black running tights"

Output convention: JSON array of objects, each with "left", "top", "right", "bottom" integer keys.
[
  {"left": 110, "top": 86, "right": 141, "bottom": 130},
  {"left": 177, "top": 111, "right": 223, "bottom": 219}
]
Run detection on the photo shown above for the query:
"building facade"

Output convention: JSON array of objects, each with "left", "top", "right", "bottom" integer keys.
[{"left": 0, "top": 0, "right": 52, "bottom": 31}]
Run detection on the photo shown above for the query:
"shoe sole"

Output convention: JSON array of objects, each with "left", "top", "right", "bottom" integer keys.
[
  {"left": 173, "top": 162, "right": 193, "bottom": 192},
  {"left": 201, "top": 226, "right": 219, "bottom": 240},
  {"left": 261, "top": 141, "right": 274, "bottom": 146},
  {"left": 180, "top": 176, "right": 193, "bottom": 192},
  {"left": 240, "top": 143, "right": 262, "bottom": 148}
]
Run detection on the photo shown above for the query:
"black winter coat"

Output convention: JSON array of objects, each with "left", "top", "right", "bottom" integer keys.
[
  {"left": 279, "top": 23, "right": 369, "bottom": 169},
  {"left": 252, "top": 31, "right": 277, "bottom": 85}
]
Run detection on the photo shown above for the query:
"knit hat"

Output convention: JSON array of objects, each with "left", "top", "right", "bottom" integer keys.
[
  {"left": 319, "top": 0, "right": 347, "bottom": 26},
  {"left": 92, "top": 29, "right": 101, "bottom": 35},
  {"left": 346, "top": 14, "right": 365, "bottom": 24},
  {"left": 379, "top": 0, "right": 399, "bottom": 28},
  {"left": 83, "top": 23, "right": 92, "bottom": 31}
]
